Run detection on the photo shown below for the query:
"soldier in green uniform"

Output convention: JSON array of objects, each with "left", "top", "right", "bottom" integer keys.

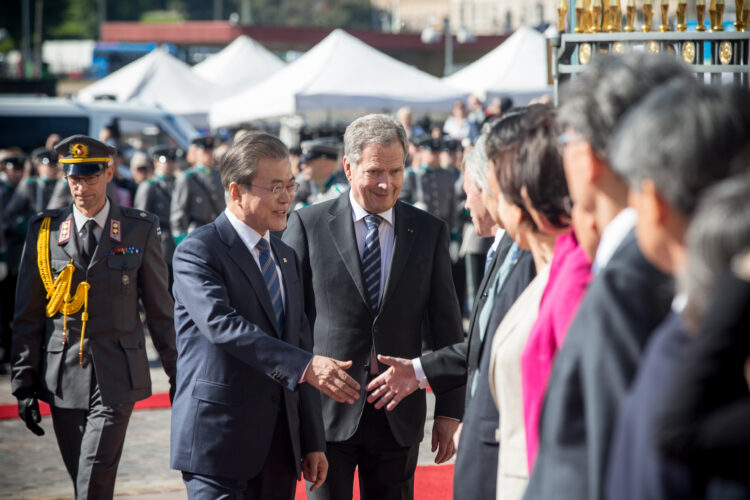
[
  {"left": 1, "top": 153, "right": 26, "bottom": 209},
  {"left": 134, "top": 145, "right": 178, "bottom": 285},
  {"left": 5, "top": 149, "right": 60, "bottom": 239},
  {"left": 169, "top": 135, "right": 225, "bottom": 245},
  {"left": 11, "top": 135, "right": 177, "bottom": 499},
  {"left": 292, "top": 138, "right": 348, "bottom": 211}
]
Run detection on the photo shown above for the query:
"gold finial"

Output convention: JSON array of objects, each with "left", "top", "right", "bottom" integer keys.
[
  {"left": 710, "top": 0, "right": 725, "bottom": 31},
  {"left": 659, "top": 0, "right": 671, "bottom": 31},
  {"left": 676, "top": 0, "right": 688, "bottom": 30},
  {"left": 624, "top": 0, "right": 637, "bottom": 30},
  {"left": 696, "top": 0, "right": 707, "bottom": 30},
  {"left": 591, "top": 0, "right": 604, "bottom": 31},
  {"left": 735, "top": 0, "right": 746, "bottom": 30},
  {"left": 583, "top": 0, "right": 593, "bottom": 32},
  {"left": 742, "top": 3, "right": 750, "bottom": 31},
  {"left": 558, "top": 0, "right": 569, "bottom": 31},
  {"left": 608, "top": 0, "right": 622, "bottom": 31},
  {"left": 643, "top": 0, "right": 654, "bottom": 31},
  {"left": 573, "top": 0, "right": 586, "bottom": 33}
]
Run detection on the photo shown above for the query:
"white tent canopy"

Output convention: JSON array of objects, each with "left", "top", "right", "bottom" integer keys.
[
  {"left": 210, "top": 29, "right": 468, "bottom": 128},
  {"left": 444, "top": 27, "right": 552, "bottom": 103},
  {"left": 77, "top": 48, "right": 220, "bottom": 127},
  {"left": 192, "top": 35, "right": 285, "bottom": 91}
]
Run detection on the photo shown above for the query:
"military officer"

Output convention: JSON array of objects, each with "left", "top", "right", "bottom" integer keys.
[
  {"left": 11, "top": 135, "right": 177, "bottom": 499},
  {"left": 5, "top": 149, "right": 60, "bottom": 240},
  {"left": 1, "top": 152, "right": 26, "bottom": 209},
  {"left": 400, "top": 136, "right": 460, "bottom": 242},
  {"left": 292, "top": 137, "right": 348, "bottom": 211},
  {"left": 134, "top": 145, "right": 178, "bottom": 284},
  {"left": 169, "top": 135, "right": 225, "bottom": 244}
]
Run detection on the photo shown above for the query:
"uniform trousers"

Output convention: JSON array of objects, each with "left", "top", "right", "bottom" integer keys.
[
  {"left": 307, "top": 401, "right": 419, "bottom": 500},
  {"left": 50, "top": 374, "right": 134, "bottom": 499},
  {"left": 182, "top": 401, "right": 297, "bottom": 500}
]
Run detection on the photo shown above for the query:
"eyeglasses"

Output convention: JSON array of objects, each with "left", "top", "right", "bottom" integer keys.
[
  {"left": 247, "top": 182, "right": 300, "bottom": 198},
  {"left": 557, "top": 132, "right": 588, "bottom": 150},
  {"left": 65, "top": 172, "right": 104, "bottom": 186}
]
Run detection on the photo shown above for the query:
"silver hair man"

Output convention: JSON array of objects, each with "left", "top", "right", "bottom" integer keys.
[{"left": 343, "top": 113, "right": 408, "bottom": 169}]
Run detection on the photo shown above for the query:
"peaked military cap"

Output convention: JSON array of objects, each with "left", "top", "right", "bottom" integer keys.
[
  {"left": 300, "top": 138, "right": 340, "bottom": 163},
  {"left": 191, "top": 136, "right": 216, "bottom": 149},
  {"left": 3, "top": 153, "right": 26, "bottom": 170},
  {"left": 31, "top": 148, "right": 59, "bottom": 165},
  {"left": 415, "top": 135, "right": 442, "bottom": 152},
  {"left": 55, "top": 134, "right": 117, "bottom": 176},
  {"left": 149, "top": 144, "right": 179, "bottom": 162},
  {"left": 440, "top": 138, "right": 460, "bottom": 152}
]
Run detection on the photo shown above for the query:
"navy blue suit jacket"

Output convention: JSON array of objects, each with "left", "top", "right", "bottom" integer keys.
[{"left": 170, "top": 213, "right": 325, "bottom": 482}]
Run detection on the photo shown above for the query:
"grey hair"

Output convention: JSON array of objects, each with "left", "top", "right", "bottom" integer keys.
[
  {"left": 559, "top": 53, "right": 689, "bottom": 158},
  {"left": 220, "top": 132, "right": 289, "bottom": 190},
  {"left": 680, "top": 173, "right": 750, "bottom": 330},
  {"left": 343, "top": 114, "right": 408, "bottom": 169},
  {"left": 462, "top": 133, "right": 490, "bottom": 192},
  {"left": 611, "top": 80, "right": 750, "bottom": 217}
]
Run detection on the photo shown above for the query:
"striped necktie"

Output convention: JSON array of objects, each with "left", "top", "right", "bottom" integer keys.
[
  {"left": 362, "top": 214, "right": 383, "bottom": 312},
  {"left": 256, "top": 238, "right": 284, "bottom": 331}
]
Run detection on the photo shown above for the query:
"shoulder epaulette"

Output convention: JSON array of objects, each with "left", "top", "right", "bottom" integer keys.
[
  {"left": 30, "top": 208, "right": 62, "bottom": 224},
  {"left": 121, "top": 206, "right": 158, "bottom": 223}
]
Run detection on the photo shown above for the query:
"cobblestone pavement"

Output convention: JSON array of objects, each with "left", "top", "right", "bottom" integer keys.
[{"left": 0, "top": 344, "right": 453, "bottom": 499}]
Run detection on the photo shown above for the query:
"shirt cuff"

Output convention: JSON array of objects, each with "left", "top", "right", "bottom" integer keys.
[
  {"left": 299, "top": 358, "right": 313, "bottom": 384},
  {"left": 412, "top": 358, "right": 430, "bottom": 389}
]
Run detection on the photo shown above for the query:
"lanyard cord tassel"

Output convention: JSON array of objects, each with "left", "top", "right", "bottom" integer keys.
[{"left": 37, "top": 217, "right": 91, "bottom": 364}]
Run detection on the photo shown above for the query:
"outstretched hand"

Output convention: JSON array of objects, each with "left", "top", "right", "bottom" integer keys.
[
  {"left": 304, "top": 356, "right": 361, "bottom": 404},
  {"left": 365, "top": 354, "right": 420, "bottom": 410}
]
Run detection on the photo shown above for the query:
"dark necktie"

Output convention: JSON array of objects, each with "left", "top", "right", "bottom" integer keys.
[
  {"left": 256, "top": 238, "right": 284, "bottom": 331},
  {"left": 81, "top": 219, "right": 98, "bottom": 265},
  {"left": 362, "top": 215, "right": 383, "bottom": 312}
]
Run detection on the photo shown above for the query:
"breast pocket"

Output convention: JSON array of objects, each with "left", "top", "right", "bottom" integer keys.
[{"left": 107, "top": 254, "right": 141, "bottom": 296}]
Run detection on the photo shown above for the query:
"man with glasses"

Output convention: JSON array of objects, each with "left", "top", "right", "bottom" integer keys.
[
  {"left": 170, "top": 132, "right": 361, "bottom": 500},
  {"left": 170, "top": 135, "right": 226, "bottom": 246},
  {"left": 10, "top": 134, "right": 177, "bottom": 499}
]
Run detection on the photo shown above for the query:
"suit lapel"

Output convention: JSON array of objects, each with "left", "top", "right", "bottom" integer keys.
[
  {"left": 382, "top": 202, "right": 416, "bottom": 306},
  {"left": 217, "top": 214, "right": 282, "bottom": 338},
  {"left": 327, "top": 196, "right": 371, "bottom": 310},
  {"left": 54, "top": 206, "right": 83, "bottom": 270},
  {"left": 88, "top": 202, "right": 120, "bottom": 270}
]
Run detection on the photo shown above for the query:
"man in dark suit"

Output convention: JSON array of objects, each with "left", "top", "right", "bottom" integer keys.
[
  {"left": 170, "top": 132, "right": 361, "bottom": 500},
  {"left": 11, "top": 135, "right": 178, "bottom": 498},
  {"left": 364, "top": 115, "right": 537, "bottom": 500},
  {"left": 283, "top": 114, "right": 465, "bottom": 500},
  {"left": 524, "top": 54, "right": 688, "bottom": 500}
]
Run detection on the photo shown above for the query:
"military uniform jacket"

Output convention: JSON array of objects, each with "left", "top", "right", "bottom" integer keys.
[
  {"left": 10, "top": 201, "right": 178, "bottom": 409},
  {"left": 400, "top": 166, "right": 459, "bottom": 237},
  {"left": 134, "top": 176, "right": 176, "bottom": 266},
  {"left": 170, "top": 167, "right": 225, "bottom": 240},
  {"left": 292, "top": 172, "right": 348, "bottom": 212}
]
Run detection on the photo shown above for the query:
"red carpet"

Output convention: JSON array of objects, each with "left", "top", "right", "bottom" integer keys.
[
  {"left": 0, "top": 391, "right": 173, "bottom": 419},
  {"left": 294, "top": 464, "right": 454, "bottom": 500}
]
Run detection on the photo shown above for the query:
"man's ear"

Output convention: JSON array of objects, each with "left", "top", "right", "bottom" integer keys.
[
  {"left": 343, "top": 156, "right": 353, "bottom": 182},
  {"left": 640, "top": 178, "right": 670, "bottom": 226},
  {"left": 227, "top": 182, "right": 242, "bottom": 204}
]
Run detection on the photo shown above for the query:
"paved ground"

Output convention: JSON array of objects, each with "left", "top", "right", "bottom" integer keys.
[{"left": 0, "top": 342, "right": 453, "bottom": 499}]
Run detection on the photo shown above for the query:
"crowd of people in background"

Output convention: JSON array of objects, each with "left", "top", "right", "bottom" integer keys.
[{"left": 2, "top": 51, "right": 750, "bottom": 500}]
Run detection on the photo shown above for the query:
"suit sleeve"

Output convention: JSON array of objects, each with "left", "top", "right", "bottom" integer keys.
[
  {"left": 173, "top": 233, "right": 313, "bottom": 392},
  {"left": 420, "top": 342, "right": 467, "bottom": 394},
  {"left": 138, "top": 217, "right": 177, "bottom": 380},
  {"left": 10, "top": 220, "right": 46, "bottom": 398},
  {"left": 427, "top": 221, "right": 466, "bottom": 419},
  {"left": 282, "top": 210, "right": 316, "bottom": 330},
  {"left": 293, "top": 254, "right": 326, "bottom": 454}
]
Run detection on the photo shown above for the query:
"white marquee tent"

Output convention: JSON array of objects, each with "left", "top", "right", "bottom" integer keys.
[
  {"left": 77, "top": 48, "right": 220, "bottom": 128},
  {"left": 192, "top": 35, "right": 285, "bottom": 91},
  {"left": 444, "top": 27, "right": 552, "bottom": 104},
  {"left": 210, "top": 29, "right": 468, "bottom": 128}
]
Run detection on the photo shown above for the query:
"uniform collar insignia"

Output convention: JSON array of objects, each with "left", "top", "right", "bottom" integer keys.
[
  {"left": 110, "top": 218, "right": 122, "bottom": 243},
  {"left": 58, "top": 218, "right": 72, "bottom": 244}
]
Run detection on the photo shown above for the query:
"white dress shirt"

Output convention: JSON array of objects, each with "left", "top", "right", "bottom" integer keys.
[
  {"left": 593, "top": 207, "right": 637, "bottom": 273},
  {"left": 224, "top": 208, "right": 286, "bottom": 310},
  {"left": 349, "top": 190, "right": 395, "bottom": 308},
  {"left": 73, "top": 198, "right": 110, "bottom": 250}
]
